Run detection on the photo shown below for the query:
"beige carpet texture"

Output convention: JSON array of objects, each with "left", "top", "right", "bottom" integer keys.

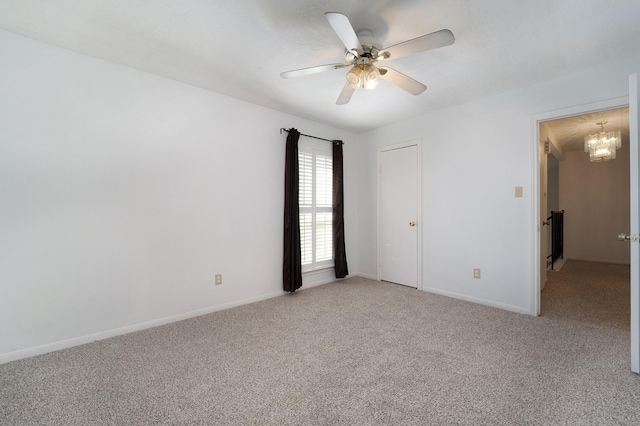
[{"left": 1, "top": 260, "right": 639, "bottom": 425}]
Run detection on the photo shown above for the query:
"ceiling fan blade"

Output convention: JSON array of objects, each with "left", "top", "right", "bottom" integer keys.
[
  {"left": 336, "top": 82, "right": 355, "bottom": 105},
  {"left": 379, "top": 67, "right": 426, "bottom": 95},
  {"left": 380, "top": 29, "right": 454, "bottom": 61},
  {"left": 325, "top": 12, "right": 362, "bottom": 55},
  {"left": 280, "top": 63, "right": 347, "bottom": 79}
]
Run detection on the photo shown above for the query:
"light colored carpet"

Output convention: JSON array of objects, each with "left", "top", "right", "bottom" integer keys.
[{"left": 2, "top": 260, "right": 639, "bottom": 425}]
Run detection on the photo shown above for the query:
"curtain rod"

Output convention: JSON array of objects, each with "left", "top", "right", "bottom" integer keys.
[{"left": 280, "top": 128, "right": 343, "bottom": 144}]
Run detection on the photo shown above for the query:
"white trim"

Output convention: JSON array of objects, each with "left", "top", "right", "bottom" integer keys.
[
  {"left": 421, "top": 286, "right": 530, "bottom": 315},
  {"left": 530, "top": 97, "right": 629, "bottom": 317},
  {"left": 629, "top": 73, "right": 639, "bottom": 374},
  {"left": 530, "top": 121, "right": 540, "bottom": 315},
  {"left": 0, "top": 272, "right": 350, "bottom": 365},
  {"left": 302, "top": 266, "right": 334, "bottom": 276},
  {"left": 357, "top": 273, "right": 378, "bottom": 281},
  {"left": 300, "top": 277, "right": 338, "bottom": 290},
  {"left": 0, "top": 290, "right": 286, "bottom": 365},
  {"left": 376, "top": 140, "right": 423, "bottom": 290},
  {"left": 0, "top": 276, "right": 351, "bottom": 365},
  {"left": 301, "top": 267, "right": 338, "bottom": 288}
]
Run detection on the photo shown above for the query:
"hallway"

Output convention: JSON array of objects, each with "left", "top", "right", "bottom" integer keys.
[{"left": 542, "top": 259, "right": 630, "bottom": 329}]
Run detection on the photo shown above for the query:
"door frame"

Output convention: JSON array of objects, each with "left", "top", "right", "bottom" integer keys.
[
  {"left": 530, "top": 96, "right": 629, "bottom": 316},
  {"left": 629, "top": 73, "right": 639, "bottom": 373},
  {"left": 377, "top": 139, "right": 423, "bottom": 290}
]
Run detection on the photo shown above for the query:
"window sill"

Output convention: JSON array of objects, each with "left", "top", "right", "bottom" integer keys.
[{"left": 302, "top": 266, "right": 334, "bottom": 277}]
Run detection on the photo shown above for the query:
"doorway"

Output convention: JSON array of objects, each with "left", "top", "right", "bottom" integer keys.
[
  {"left": 532, "top": 97, "right": 630, "bottom": 314},
  {"left": 377, "top": 141, "right": 421, "bottom": 288},
  {"left": 531, "top": 88, "right": 639, "bottom": 373},
  {"left": 539, "top": 106, "right": 630, "bottom": 305},
  {"left": 539, "top": 107, "right": 630, "bottom": 289}
]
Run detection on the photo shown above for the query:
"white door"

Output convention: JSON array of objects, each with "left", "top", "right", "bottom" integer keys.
[
  {"left": 379, "top": 144, "right": 419, "bottom": 288},
  {"left": 629, "top": 73, "right": 639, "bottom": 374}
]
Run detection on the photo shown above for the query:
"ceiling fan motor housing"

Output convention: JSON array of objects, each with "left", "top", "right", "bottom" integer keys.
[{"left": 345, "top": 30, "right": 382, "bottom": 63}]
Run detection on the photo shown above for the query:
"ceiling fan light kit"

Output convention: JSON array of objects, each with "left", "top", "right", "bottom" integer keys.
[
  {"left": 280, "top": 12, "right": 455, "bottom": 105},
  {"left": 346, "top": 63, "right": 381, "bottom": 89}
]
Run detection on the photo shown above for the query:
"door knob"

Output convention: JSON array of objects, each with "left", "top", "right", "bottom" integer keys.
[
  {"left": 409, "top": 221, "right": 416, "bottom": 227},
  {"left": 618, "top": 233, "right": 631, "bottom": 241}
]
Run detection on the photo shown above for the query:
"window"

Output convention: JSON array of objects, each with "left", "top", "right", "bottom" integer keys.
[{"left": 299, "top": 140, "right": 333, "bottom": 272}]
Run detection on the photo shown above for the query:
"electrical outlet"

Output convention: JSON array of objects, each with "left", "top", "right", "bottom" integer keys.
[
  {"left": 473, "top": 268, "right": 481, "bottom": 279},
  {"left": 215, "top": 274, "right": 222, "bottom": 285}
]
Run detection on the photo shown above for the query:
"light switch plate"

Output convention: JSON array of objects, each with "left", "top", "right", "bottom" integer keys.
[{"left": 515, "top": 186, "right": 523, "bottom": 197}]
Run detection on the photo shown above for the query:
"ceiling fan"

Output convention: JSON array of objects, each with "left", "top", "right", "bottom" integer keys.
[{"left": 280, "top": 12, "right": 455, "bottom": 105}]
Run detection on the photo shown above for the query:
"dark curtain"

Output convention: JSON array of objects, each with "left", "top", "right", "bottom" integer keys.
[
  {"left": 283, "top": 128, "right": 302, "bottom": 292},
  {"left": 333, "top": 141, "right": 349, "bottom": 278}
]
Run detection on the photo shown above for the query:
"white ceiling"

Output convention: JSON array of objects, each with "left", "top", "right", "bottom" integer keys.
[{"left": 1, "top": 0, "right": 639, "bottom": 133}]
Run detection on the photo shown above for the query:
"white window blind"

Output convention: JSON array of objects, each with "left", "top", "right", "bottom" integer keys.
[{"left": 299, "top": 140, "right": 333, "bottom": 272}]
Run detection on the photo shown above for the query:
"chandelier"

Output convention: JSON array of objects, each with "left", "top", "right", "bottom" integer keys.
[{"left": 584, "top": 121, "right": 621, "bottom": 162}]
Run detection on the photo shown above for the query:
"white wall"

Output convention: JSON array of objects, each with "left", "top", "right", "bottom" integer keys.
[
  {"left": 3, "top": 27, "right": 639, "bottom": 363},
  {"left": 560, "top": 144, "right": 630, "bottom": 264},
  {"left": 357, "top": 54, "right": 640, "bottom": 314},
  {"left": 0, "top": 30, "right": 359, "bottom": 362}
]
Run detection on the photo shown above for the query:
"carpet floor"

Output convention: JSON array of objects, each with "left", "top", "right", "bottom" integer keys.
[{"left": 1, "top": 260, "right": 639, "bottom": 425}]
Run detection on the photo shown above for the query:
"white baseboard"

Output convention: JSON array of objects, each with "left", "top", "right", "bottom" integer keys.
[
  {"left": 301, "top": 268, "right": 338, "bottom": 289},
  {"left": 420, "top": 286, "right": 530, "bottom": 315},
  {"left": 1, "top": 275, "right": 531, "bottom": 364},
  {"left": 0, "top": 289, "right": 287, "bottom": 365},
  {"left": 1, "top": 277, "right": 346, "bottom": 365},
  {"left": 356, "top": 273, "right": 378, "bottom": 281},
  {"left": 300, "top": 277, "right": 337, "bottom": 290}
]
